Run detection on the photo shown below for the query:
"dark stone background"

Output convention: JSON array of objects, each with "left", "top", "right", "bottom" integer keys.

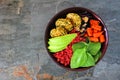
[{"left": 0, "top": 0, "right": 120, "bottom": 80}]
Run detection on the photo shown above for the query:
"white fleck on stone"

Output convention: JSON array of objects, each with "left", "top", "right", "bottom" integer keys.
[
  {"left": 0, "top": 24, "right": 16, "bottom": 35},
  {"left": 0, "top": 49, "right": 15, "bottom": 65}
]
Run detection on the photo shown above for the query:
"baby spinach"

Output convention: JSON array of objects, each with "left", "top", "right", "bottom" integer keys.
[
  {"left": 94, "top": 51, "right": 101, "bottom": 62},
  {"left": 72, "top": 42, "right": 87, "bottom": 52},
  {"left": 87, "top": 42, "right": 101, "bottom": 55},
  {"left": 70, "top": 41, "right": 101, "bottom": 68},
  {"left": 70, "top": 48, "right": 87, "bottom": 68},
  {"left": 82, "top": 52, "right": 95, "bottom": 67}
]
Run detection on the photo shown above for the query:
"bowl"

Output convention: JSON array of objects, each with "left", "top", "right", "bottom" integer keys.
[{"left": 44, "top": 7, "right": 108, "bottom": 71}]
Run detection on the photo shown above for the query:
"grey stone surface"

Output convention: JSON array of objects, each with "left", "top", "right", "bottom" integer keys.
[{"left": 0, "top": 0, "right": 120, "bottom": 80}]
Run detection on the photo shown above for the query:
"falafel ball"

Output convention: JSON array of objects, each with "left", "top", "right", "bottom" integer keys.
[
  {"left": 50, "top": 26, "right": 67, "bottom": 37},
  {"left": 66, "top": 13, "right": 82, "bottom": 31},
  {"left": 55, "top": 18, "right": 73, "bottom": 31}
]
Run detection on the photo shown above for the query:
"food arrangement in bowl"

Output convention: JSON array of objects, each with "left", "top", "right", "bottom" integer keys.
[{"left": 45, "top": 7, "right": 108, "bottom": 71}]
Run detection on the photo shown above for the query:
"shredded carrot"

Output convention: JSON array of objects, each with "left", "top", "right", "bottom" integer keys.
[
  {"left": 90, "top": 19, "right": 100, "bottom": 25},
  {"left": 91, "top": 25, "right": 102, "bottom": 31},
  {"left": 84, "top": 19, "right": 105, "bottom": 43},
  {"left": 93, "top": 29, "right": 98, "bottom": 33},
  {"left": 89, "top": 37, "right": 99, "bottom": 42},
  {"left": 100, "top": 34, "right": 105, "bottom": 43},
  {"left": 86, "top": 28, "right": 93, "bottom": 36},
  {"left": 93, "top": 31, "right": 103, "bottom": 38}
]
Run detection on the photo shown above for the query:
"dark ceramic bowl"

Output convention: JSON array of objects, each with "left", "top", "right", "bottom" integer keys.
[{"left": 45, "top": 7, "right": 108, "bottom": 71}]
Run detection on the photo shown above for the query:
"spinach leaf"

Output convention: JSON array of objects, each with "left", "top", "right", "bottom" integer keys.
[
  {"left": 72, "top": 42, "right": 87, "bottom": 52},
  {"left": 82, "top": 52, "right": 95, "bottom": 67},
  {"left": 87, "top": 42, "right": 101, "bottom": 55},
  {"left": 94, "top": 51, "right": 101, "bottom": 62},
  {"left": 70, "top": 48, "right": 87, "bottom": 68}
]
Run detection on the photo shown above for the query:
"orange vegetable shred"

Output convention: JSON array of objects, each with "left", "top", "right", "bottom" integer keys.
[
  {"left": 93, "top": 29, "right": 98, "bottom": 33},
  {"left": 90, "top": 37, "right": 99, "bottom": 42},
  {"left": 85, "top": 19, "right": 105, "bottom": 43},
  {"left": 93, "top": 31, "right": 103, "bottom": 38},
  {"left": 87, "top": 28, "right": 93, "bottom": 36},
  {"left": 90, "top": 19, "right": 100, "bottom": 25},
  {"left": 100, "top": 35, "right": 105, "bottom": 43},
  {"left": 91, "top": 25, "right": 102, "bottom": 31}
]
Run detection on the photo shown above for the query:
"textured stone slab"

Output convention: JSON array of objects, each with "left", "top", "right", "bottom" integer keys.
[{"left": 0, "top": 0, "right": 120, "bottom": 80}]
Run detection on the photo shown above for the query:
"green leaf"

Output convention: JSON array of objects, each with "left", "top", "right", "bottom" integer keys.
[
  {"left": 94, "top": 51, "right": 101, "bottom": 62},
  {"left": 48, "top": 33, "right": 77, "bottom": 52},
  {"left": 82, "top": 52, "right": 95, "bottom": 67},
  {"left": 72, "top": 42, "right": 87, "bottom": 52},
  {"left": 70, "top": 48, "right": 87, "bottom": 68},
  {"left": 87, "top": 42, "right": 101, "bottom": 55}
]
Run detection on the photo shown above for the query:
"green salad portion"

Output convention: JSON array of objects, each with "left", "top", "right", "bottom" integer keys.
[{"left": 70, "top": 41, "right": 101, "bottom": 68}]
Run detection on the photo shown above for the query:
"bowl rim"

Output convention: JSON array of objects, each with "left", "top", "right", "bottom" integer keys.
[{"left": 44, "top": 7, "right": 109, "bottom": 71}]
